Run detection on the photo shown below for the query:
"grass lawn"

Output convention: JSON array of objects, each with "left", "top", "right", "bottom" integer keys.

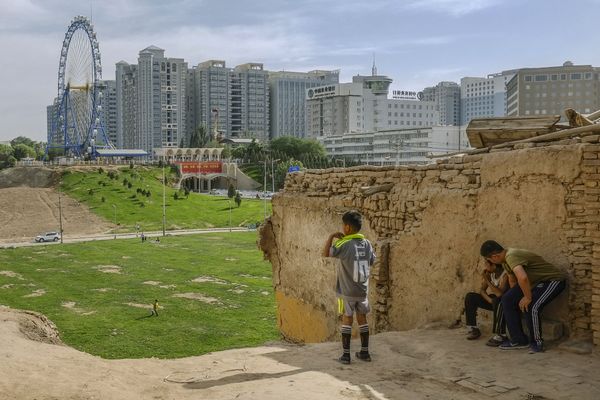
[
  {"left": 0, "top": 232, "right": 278, "bottom": 359},
  {"left": 60, "top": 166, "right": 271, "bottom": 232}
]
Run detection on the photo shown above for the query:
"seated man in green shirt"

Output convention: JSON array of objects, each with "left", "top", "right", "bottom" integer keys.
[{"left": 480, "top": 240, "right": 566, "bottom": 353}]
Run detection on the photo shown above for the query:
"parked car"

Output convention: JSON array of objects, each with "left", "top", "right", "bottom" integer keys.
[{"left": 35, "top": 232, "right": 61, "bottom": 242}]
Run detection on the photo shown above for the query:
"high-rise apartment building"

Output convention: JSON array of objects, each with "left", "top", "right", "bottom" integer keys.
[
  {"left": 188, "top": 61, "right": 270, "bottom": 142},
  {"left": 116, "top": 46, "right": 187, "bottom": 153},
  {"left": 116, "top": 61, "right": 137, "bottom": 149},
  {"left": 268, "top": 70, "right": 339, "bottom": 139},
  {"left": 460, "top": 71, "right": 516, "bottom": 125},
  {"left": 422, "top": 81, "right": 461, "bottom": 126},
  {"left": 507, "top": 62, "right": 600, "bottom": 119},
  {"left": 98, "top": 80, "right": 117, "bottom": 146},
  {"left": 306, "top": 73, "right": 438, "bottom": 138}
]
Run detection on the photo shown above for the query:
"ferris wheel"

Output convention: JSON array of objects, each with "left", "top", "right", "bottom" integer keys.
[{"left": 48, "top": 16, "right": 113, "bottom": 158}]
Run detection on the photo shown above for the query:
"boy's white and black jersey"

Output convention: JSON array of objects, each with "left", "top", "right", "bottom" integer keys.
[{"left": 330, "top": 236, "right": 376, "bottom": 300}]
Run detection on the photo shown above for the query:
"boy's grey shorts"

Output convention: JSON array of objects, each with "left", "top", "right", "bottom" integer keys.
[{"left": 339, "top": 297, "right": 370, "bottom": 317}]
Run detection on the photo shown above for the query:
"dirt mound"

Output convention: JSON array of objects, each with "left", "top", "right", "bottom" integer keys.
[
  {"left": 0, "top": 306, "right": 62, "bottom": 345},
  {"left": 0, "top": 306, "right": 598, "bottom": 399},
  {"left": 0, "top": 167, "right": 61, "bottom": 189},
  {"left": 0, "top": 187, "right": 111, "bottom": 243}
]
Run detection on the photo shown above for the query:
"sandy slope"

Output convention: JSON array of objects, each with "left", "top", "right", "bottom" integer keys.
[
  {"left": 0, "top": 187, "right": 111, "bottom": 243},
  {"left": 0, "top": 307, "right": 598, "bottom": 400}
]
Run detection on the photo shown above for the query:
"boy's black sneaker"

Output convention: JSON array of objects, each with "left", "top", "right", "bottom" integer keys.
[
  {"left": 498, "top": 340, "right": 529, "bottom": 350},
  {"left": 355, "top": 351, "right": 372, "bottom": 362},
  {"left": 338, "top": 354, "right": 351, "bottom": 364}
]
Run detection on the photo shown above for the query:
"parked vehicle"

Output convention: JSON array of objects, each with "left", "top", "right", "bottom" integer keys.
[{"left": 35, "top": 232, "right": 61, "bottom": 242}]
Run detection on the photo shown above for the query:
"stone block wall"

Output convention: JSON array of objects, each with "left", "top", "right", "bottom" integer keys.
[{"left": 259, "top": 138, "right": 600, "bottom": 350}]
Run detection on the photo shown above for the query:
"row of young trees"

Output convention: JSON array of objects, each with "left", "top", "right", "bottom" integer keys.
[{"left": 0, "top": 136, "right": 46, "bottom": 169}]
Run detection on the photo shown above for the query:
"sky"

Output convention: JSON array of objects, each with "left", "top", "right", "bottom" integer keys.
[{"left": 1, "top": 0, "right": 599, "bottom": 142}]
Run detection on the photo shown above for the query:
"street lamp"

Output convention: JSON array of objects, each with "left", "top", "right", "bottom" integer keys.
[
  {"left": 228, "top": 198, "right": 232, "bottom": 232},
  {"left": 271, "top": 158, "right": 280, "bottom": 193},
  {"left": 162, "top": 165, "right": 166, "bottom": 237},
  {"left": 58, "top": 187, "right": 63, "bottom": 244},
  {"left": 112, "top": 204, "right": 117, "bottom": 239}
]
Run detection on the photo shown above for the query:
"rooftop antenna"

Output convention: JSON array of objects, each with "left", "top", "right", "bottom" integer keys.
[{"left": 372, "top": 53, "right": 377, "bottom": 76}]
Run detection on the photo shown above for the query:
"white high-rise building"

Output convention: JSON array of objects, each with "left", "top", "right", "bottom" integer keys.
[
  {"left": 187, "top": 61, "right": 270, "bottom": 142},
  {"left": 99, "top": 80, "right": 117, "bottom": 146},
  {"left": 116, "top": 46, "right": 187, "bottom": 153},
  {"left": 460, "top": 71, "right": 516, "bottom": 125},
  {"left": 268, "top": 70, "right": 339, "bottom": 139},
  {"left": 306, "top": 73, "right": 438, "bottom": 138},
  {"left": 422, "top": 81, "right": 461, "bottom": 126}
]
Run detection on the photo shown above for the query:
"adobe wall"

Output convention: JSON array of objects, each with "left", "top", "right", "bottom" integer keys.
[{"left": 259, "top": 137, "right": 600, "bottom": 349}]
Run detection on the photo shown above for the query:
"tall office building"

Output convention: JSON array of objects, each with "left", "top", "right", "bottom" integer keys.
[
  {"left": 422, "top": 81, "right": 461, "bottom": 126},
  {"left": 506, "top": 62, "right": 600, "bottom": 119},
  {"left": 188, "top": 61, "right": 270, "bottom": 141},
  {"left": 268, "top": 70, "right": 339, "bottom": 139},
  {"left": 116, "top": 61, "right": 137, "bottom": 149},
  {"left": 98, "top": 80, "right": 117, "bottom": 146},
  {"left": 460, "top": 71, "right": 516, "bottom": 125},
  {"left": 306, "top": 73, "right": 438, "bottom": 138},
  {"left": 46, "top": 99, "right": 58, "bottom": 143},
  {"left": 116, "top": 46, "right": 187, "bottom": 153}
]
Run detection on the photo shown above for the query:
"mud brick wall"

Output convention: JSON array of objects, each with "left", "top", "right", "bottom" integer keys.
[{"left": 259, "top": 138, "right": 600, "bottom": 350}]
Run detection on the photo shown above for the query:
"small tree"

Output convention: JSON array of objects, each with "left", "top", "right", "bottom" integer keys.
[
  {"left": 174, "top": 192, "right": 179, "bottom": 200},
  {"left": 129, "top": 161, "right": 134, "bottom": 169},
  {"left": 98, "top": 167, "right": 104, "bottom": 174},
  {"left": 184, "top": 187, "right": 190, "bottom": 198},
  {"left": 101, "top": 196, "right": 106, "bottom": 203},
  {"left": 122, "top": 178, "right": 128, "bottom": 186},
  {"left": 146, "top": 191, "right": 151, "bottom": 198},
  {"left": 234, "top": 191, "right": 242, "bottom": 207},
  {"left": 127, "top": 182, "right": 132, "bottom": 189},
  {"left": 227, "top": 183, "right": 236, "bottom": 198},
  {"left": 88, "top": 188, "right": 94, "bottom": 196}
]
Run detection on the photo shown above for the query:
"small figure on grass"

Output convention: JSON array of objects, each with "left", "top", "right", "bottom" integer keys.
[{"left": 151, "top": 299, "right": 159, "bottom": 316}]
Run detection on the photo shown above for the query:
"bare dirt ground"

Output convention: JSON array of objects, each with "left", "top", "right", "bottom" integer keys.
[
  {"left": 0, "top": 187, "right": 111, "bottom": 243},
  {"left": 0, "top": 307, "right": 598, "bottom": 400}
]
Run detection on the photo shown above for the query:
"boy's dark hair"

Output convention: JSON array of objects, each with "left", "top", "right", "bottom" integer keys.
[
  {"left": 480, "top": 240, "right": 504, "bottom": 257},
  {"left": 342, "top": 210, "right": 362, "bottom": 232}
]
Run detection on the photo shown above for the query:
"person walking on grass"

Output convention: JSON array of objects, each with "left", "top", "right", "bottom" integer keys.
[
  {"left": 480, "top": 240, "right": 566, "bottom": 353},
  {"left": 464, "top": 260, "right": 509, "bottom": 346},
  {"left": 323, "top": 211, "right": 376, "bottom": 364}
]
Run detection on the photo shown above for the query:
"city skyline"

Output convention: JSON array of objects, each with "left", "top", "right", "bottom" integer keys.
[{"left": 1, "top": 0, "right": 599, "bottom": 141}]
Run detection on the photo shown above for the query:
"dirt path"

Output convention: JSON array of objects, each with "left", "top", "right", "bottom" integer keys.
[
  {"left": 0, "top": 187, "right": 111, "bottom": 243},
  {"left": 0, "top": 307, "right": 598, "bottom": 400}
]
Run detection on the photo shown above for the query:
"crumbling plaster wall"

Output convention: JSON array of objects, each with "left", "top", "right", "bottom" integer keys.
[{"left": 260, "top": 139, "right": 599, "bottom": 349}]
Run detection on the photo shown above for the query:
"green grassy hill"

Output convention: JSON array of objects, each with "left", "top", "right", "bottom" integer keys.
[
  {"left": 0, "top": 233, "right": 277, "bottom": 359},
  {"left": 61, "top": 166, "right": 270, "bottom": 232}
]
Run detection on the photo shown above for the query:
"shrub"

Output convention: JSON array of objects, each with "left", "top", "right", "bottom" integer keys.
[
  {"left": 122, "top": 178, "right": 128, "bottom": 186},
  {"left": 235, "top": 191, "right": 242, "bottom": 207},
  {"left": 127, "top": 182, "right": 132, "bottom": 189},
  {"left": 101, "top": 196, "right": 106, "bottom": 203},
  {"left": 174, "top": 192, "right": 179, "bottom": 200},
  {"left": 227, "top": 184, "right": 236, "bottom": 198},
  {"left": 98, "top": 167, "right": 104, "bottom": 174},
  {"left": 88, "top": 188, "right": 94, "bottom": 196}
]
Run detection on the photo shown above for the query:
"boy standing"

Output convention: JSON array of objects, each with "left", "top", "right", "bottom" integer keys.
[{"left": 323, "top": 211, "right": 376, "bottom": 364}]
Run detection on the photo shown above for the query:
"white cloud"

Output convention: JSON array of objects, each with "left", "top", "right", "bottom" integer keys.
[{"left": 404, "top": 0, "right": 500, "bottom": 16}]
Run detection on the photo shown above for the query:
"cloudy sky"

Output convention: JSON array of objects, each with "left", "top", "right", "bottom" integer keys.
[{"left": 1, "top": 0, "right": 598, "bottom": 142}]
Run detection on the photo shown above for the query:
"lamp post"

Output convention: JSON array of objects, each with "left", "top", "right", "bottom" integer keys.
[
  {"left": 58, "top": 187, "right": 63, "bottom": 244},
  {"left": 228, "top": 198, "right": 232, "bottom": 232},
  {"left": 271, "top": 158, "right": 280, "bottom": 193},
  {"left": 162, "top": 165, "right": 166, "bottom": 237},
  {"left": 263, "top": 158, "right": 267, "bottom": 220},
  {"left": 112, "top": 204, "right": 117, "bottom": 239}
]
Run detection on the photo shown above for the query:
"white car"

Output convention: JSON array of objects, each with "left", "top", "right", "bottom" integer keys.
[{"left": 35, "top": 232, "right": 61, "bottom": 242}]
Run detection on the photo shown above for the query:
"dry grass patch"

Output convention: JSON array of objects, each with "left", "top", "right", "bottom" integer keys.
[{"left": 172, "top": 293, "right": 221, "bottom": 304}]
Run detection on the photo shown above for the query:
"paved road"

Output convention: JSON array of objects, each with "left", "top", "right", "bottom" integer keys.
[{"left": 0, "top": 227, "right": 255, "bottom": 248}]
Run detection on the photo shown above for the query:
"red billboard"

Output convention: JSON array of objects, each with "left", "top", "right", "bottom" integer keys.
[{"left": 176, "top": 161, "right": 223, "bottom": 174}]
